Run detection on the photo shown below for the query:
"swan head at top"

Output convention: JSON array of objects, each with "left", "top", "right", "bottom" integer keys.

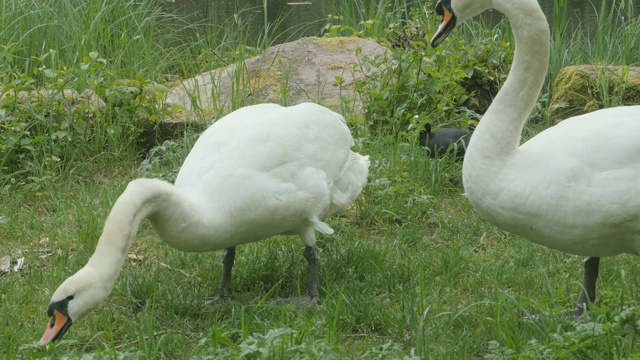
[
  {"left": 39, "top": 267, "right": 112, "bottom": 344},
  {"left": 431, "top": 0, "right": 493, "bottom": 47}
]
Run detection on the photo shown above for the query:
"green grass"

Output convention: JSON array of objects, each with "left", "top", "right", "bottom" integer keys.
[
  {"left": 324, "top": 0, "right": 411, "bottom": 38},
  {"left": 0, "top": 0, "right": 188, "bottom": 79},
  {"left": 0, "top": 0, "right": 301, "bottom": 82},
  {"left": 2, "top": 137, "right": 640, "bottom": 358},
  {"left": 2, "top": 0, "right": 640, "bottom": 358}
]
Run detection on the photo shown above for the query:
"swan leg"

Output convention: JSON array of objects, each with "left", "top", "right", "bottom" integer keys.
[
  {"left": 205, "top": 246, "right": 236, "bottom": 304},
  {"left": 304, "top": 245, "right": 320, "bottom": 302},
  {"left": 265, "top": 245, "right": 319, "bottom": 308},
  {"left": 219, "top": 246, "right": 236, "bottom": 296},
  {"left": 574, "top": 256, "right": 600, "bottom": 316}
]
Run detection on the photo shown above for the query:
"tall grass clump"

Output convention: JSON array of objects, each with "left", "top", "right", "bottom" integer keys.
[
  {"left": 587, "top": 0, "right": 640, "bottom": 65},
  {"left": 256, "top": 0, "right": 292, "bottom": 50},
  {"left": 0, "top": 0, "right": 316, "bottom": 79},
  {"left": 324, "top": 0, "right": 411, "bottom": 38},
  {"left": 181, "top": 1, "right": 315, "bottom": 75},
  {"left": 547, "top": 0, "right": 640, "bottom": 92},
  {"left": 0, "top": 0, "right": 199, "bottom": 80},
  {"left": 548, "top": 0, "right": 570, "bottom": 93},
  {"left": 185, "top": 3, "right": 269, "bottom": 73}
]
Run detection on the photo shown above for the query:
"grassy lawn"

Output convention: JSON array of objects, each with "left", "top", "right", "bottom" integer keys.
[{"left": 2, "top": 137, "right": 640, "bottom": 358}]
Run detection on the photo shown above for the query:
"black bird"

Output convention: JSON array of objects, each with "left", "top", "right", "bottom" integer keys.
[{"left": 419, "top": 123, "right": 471, "bottom": 160}]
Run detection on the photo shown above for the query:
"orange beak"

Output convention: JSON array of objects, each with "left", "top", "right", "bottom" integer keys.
[
  {"left": 39, "top": 309, "right": 72, "bottom": 344},
  {"left": 437, "top": 7, "right": 453, "bottom": 35},
  {"left": 431, "top": 6, "right": 457, "bottom": 47}
]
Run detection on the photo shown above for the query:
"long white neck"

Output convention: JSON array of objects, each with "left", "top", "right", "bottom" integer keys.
[
  {"left": 463, "top": 0, "right": 550, "bottom": 176},
  {"left": 83, "top": 178, "right": 203, "bottom": 287}
]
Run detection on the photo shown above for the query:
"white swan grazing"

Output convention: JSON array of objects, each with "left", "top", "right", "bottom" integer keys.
[
  {"left": 39, "top": 102, "right": 370, "bottom": 344},
  {"left": 431, "top": 0, "right": 640, "bottom": 314}
]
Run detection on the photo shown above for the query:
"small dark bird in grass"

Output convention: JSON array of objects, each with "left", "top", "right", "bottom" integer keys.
[{"left": 419, "top": 123, "right": 471, "bottom": 160}]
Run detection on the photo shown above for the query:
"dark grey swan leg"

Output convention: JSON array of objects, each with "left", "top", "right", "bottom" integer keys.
[
  {"left": 574, "top": 256, "right": 600, "bottom": 316},
  {"left": 304, "top": 245, "right": 320, "bottom": 303},
  {"left": 205, "top": 246, "right": 236, "bottom": 304}
]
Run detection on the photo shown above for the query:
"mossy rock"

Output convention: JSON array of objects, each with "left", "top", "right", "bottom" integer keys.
[
  {"left": 165, "top": 37, "right": 390, "bottom": 118},
  {"left": 549, "top": 65, "right": 640, "bottom": 122}
]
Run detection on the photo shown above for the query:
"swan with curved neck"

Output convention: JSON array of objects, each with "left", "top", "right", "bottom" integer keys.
[
  {"left": 39, "top": 102, "right": 369, "bottom": 344},
  {"left": 432, "top": 0, "right": 640, "bottom": 314}
]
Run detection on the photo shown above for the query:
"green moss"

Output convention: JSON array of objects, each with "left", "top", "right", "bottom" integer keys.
[
  {"left": 550, "top": 65, "right": 640, "bottom": 121},
  {"left": 316, "top": 36, "right": 357, "bottom": 51}
]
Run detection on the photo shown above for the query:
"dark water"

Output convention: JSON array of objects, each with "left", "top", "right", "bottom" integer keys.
[
  {"left": 163, "top": 0, "right": 640, "bottom": 44},
  {"left": 163, "top": 0, "right": 331, "bottom": 43}
]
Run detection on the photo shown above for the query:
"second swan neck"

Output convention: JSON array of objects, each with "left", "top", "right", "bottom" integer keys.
[{"left": 466, "top": 0, "right": 550, "bottom": 162}]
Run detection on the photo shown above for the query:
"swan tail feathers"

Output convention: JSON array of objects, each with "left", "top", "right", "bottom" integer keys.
[
  {"left": 329, "top": 152, "right": 370, "bottom": 216},
  {"left": 311, "top": 218, "right": 334, "bottom": 235}
]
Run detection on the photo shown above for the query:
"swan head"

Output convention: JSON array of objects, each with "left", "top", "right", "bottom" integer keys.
[
  {"left": 431, "top": 0, "right": 492, "bottom": 47},
  {"left": 39, "top": 267, "right": 112, "bottom": 344}
]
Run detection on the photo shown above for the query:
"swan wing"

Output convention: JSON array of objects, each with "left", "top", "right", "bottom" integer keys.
[
  {"left": 521, "top": 105, "right": 640, "bottom": 171},
  {"left": 172, "top": 102, "right": 368, "bottom": 244}
]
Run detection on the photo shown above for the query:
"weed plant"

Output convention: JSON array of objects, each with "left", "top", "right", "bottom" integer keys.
[
  {"left": 326, "top": 4, "right": 513, "bottom": 141},
  {"left": 0, "top": 50, "right": 176, "bottom": 192},
  {"left": 0, "top": 0, "right": 317, "bottom": 192}
]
